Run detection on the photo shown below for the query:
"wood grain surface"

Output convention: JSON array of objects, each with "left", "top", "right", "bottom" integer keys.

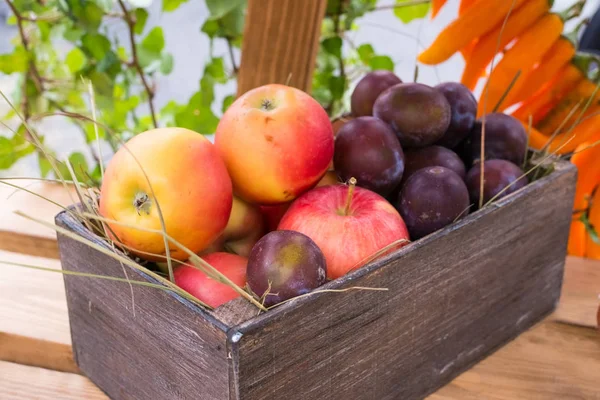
[
  {"left": 553, "top": 256, "right": 600, "bottom": 328},
  {"left": 0, "top": 250, "right": 70, "bottom": 345},
  {"left": 56, "top": 212, "right": 232, "bottom": 400},
  {"left": 0, "top": 180, "right": 75, "bottom": 258},
  {"left": 430, "top": 322, "right": 600, "bottom": 400},
  {"left": 230, "top": 162, "right": 577, "bottom": 400},
  {"left": 237, "top": 0, "right": 327, "bottom": 95},
  {"left": 0, "top": 361, "right": 106, "bottom": 400}
]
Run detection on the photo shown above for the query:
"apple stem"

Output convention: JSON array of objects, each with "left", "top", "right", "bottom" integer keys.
[{"left": 344, "top": 177, "right": 357, "bottom": 216}]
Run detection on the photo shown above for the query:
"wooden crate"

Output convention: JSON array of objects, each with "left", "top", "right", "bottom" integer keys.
[{"left": 55, "top": 161, "right": 576, "bottom": 400}]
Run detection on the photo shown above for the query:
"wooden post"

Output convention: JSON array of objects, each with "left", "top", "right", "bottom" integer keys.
[{"left": 237, "top": 0, "right": 327, "bottom": 96}]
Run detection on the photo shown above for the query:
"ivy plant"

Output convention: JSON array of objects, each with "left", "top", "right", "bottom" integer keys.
[{"left": 0, "top": 0, "right": 430, "bottom": 182}]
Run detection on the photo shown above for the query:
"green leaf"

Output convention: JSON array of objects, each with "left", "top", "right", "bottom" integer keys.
[
  {"left": 57, "top": 152, "right": 89, "bottom": 183},
  {"left": 38, "top": 21, "right": 51, "bottom": 41},
  {"left": 369, "top": 55, "right": 394, "bottom": 71},
  {"left": 162, "top": 0, "right": 189, "bottom": 12},
  {"left": 137, "top": 27, "right": 165, "bottom": 68},
  {"left": 357, "top": 44, "right": 374, "bottom": 65},
  {"left": 68, "top": 0, "right": 104, "bottom": 32},
  {"left": 93, "top": 0, "right": 115, "bottom": 12},
  {"left": 205, "top": 0, "right": 243, "bottom": 19},
  {"left": 205, "top": 57, "right": 227, "bottom": 83},
  {"left": 322, "top": 37, "right": 342, "bottom": 58},
  {"left": 218, "top": 4, "right": 245, "bottom": 37},
  {"left": 97, "top": 51, "right": 122, "bottom": 77},
  {"left": 63, "top": 24, "right": 84, "bottom": 42},
  {"left": 222, "top": 94, "right": 235, "bottom": 113},
  {"left": 141, "top": 27, "right": 165, "bottom": 53},
  {"left": 0, "top": 47, "right": 28, "bottom": 74},
  {"left": 0, "top": 134, "right": 34, "bottom": 169},
  {"left": 393, "top": 0, "right": 430, "bottom": 23},
  {"left": 39, "top": 155, "right": 53, "bottom": 178},
  {"left": 134, "top": 8, "right": 149, "bottom": 34},
  {"left": 200, "top": 19, "right": 220, "bottom": 38},
  {"left": 65, "top": 47, "right": 86, "bottom": 73},
  {"left": 81, "top": 33, "right": 111, "bottom": 61},
  {"left": 160, "top": 53, "right": 174, "bottom": 74},
  {"left": 88, "top": 71, "right": 113, "bottom": 97},
  {"left": 329, "top": 75, "right": 345, "bottom": 100}
]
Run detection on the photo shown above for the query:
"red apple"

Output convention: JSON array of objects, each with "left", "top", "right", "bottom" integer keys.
[
  {"left": 174, "top": 252, "right": 247, "bottom": 308},
  {"left": 203, "top": 196, "right": 265, "bottom": 257},
  {"left": 278, "top": 181, "right": 410, "bottom": 279},
  {"left": 215, "top": 84, "right": 334, "bottom": 204},
  {"left": 100, "top": 128, "right": 232, "bottom": 261}
]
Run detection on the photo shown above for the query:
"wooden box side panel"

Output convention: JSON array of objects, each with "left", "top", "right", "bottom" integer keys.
[
  {"left": 231, "top": 163, "right": 577, "bottom": 400},
  {"left": 56, "top": 214, "right": 230, "bottom": 400}
]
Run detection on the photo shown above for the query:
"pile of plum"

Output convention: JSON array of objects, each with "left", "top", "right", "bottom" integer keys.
[{"left": 338, "top": 71, "right": 530, "bottom": 240}]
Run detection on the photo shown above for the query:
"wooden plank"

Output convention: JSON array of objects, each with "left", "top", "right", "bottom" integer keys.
[
  {"left": 0, "top": 250, "right": 71, "bottom": 345},
  {"left": 0, "top": 361, "right": 106, "bottom": 400},
  {"left": 0, "top": 333, "right": 78, "bottom": 374},
  {"left": 0, "top": 180, "right": 75, "bottom": 258},
  {"left": 430, "top": 322, "right": 600, "bottom": 399},
  {"left": 229, "top": 162, "right": 577, "bottom": 400},
  {"left": 553, "top": 256, "right": 600, "bottom": 328},
  {"left": 237, "top": 0, "right": 327, "bottom": 95}
]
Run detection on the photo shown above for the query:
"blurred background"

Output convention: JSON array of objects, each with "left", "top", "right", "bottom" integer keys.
[{"left": 0, "top": 0, "right": 598, "bottom": 178}]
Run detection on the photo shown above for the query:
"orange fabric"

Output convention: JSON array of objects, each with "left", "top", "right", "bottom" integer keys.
[
  {"left": 459, "top": 0, "right": 478, "bottom": 15},
  {"left": 431, "top": 0, "right": 447, "bottom": 19},
  {"left": 511, "top": 64, "right": 584, "bottom": 125},
  {"left": 460, "top": 0, "right": 550, "bottom": 90},
  {"left": 418, "top": 0, "right": 529, "bottom": 65},
  {"left": 536, "top": 79, "right": 600, "bottom": 136},
  {"left": 477, "top": 13, "right": 564, "bottom": 116},
  {"left": 504, "top": 37, "right": 575, "bottom": 107}
]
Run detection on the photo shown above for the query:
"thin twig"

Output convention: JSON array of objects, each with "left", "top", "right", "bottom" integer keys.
[
  {"left": 117, "top": 0, "right": 158, "bottom": 128},
  {"left": 225, "top": 37, "right": 239, "bottom": 74},
  {"left": 6, "top": 0, "right": 43, "bottom": 92}
]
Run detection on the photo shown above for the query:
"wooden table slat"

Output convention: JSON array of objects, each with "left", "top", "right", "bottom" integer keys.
[{"left": 0, "top": 361, "right": 106, "bottom": 400}]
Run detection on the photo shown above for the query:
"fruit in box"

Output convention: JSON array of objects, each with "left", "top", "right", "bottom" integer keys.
[
  {"left": 99, "top": 127, "right": 232, "bottom": 261},
  {"left": 174, "top": 252, "right": 247, "bottom": 308},
  {"left": 247, "top": 230, "right": 327, "bottom": 307},
  {"left": 203, "top": 196, "right": 265, "bottom": 257},
  {"left": 434, "top": 82, "right": 478, "bottom": 149},
  {"left": 469, "top": 113, "right": 528, "bottom": 166},
  {"left": 398, "top": 167, "right": 470, "bottom": 240},
  {"left": 401, "top": 146, "right": 466, "bottom": 186},
  {"left": 334, "top": 116, "right": 405, "bottom": 197},
  {"left": 350, "top": 71, "right": 402, "bottom": 117},
  {"left": 278, "top": 183, "right": 409, "bottom": 280},
  {"left": 215, "top": 84, "right": 334, "bottom": 204},
  {"left": 466, "top": 160, "right": 529, "bottom": 206},
  {"left": 373, "top": 83, "right": 451, "bottom": 148}
]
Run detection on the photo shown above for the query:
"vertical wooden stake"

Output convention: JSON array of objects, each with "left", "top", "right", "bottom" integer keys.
[{"left": 237, "top": 0, "right": 328, "bottom": 96}]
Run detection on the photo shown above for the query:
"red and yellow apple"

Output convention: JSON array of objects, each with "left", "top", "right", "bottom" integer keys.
[
  {"left": 202, "top": 196, "right": 265, "bottom": 257},
  {"left": 99, "top": 127, "right": 232, "bottom": 261},
  {"left": 215, "top": 84, "right": 334, "bottom": 204},
  {"left": 278, "top": 183, "right": 410, "bottom": 280},
  {"left": 174, "top": 252, "right": 247, "bottom": 308}
]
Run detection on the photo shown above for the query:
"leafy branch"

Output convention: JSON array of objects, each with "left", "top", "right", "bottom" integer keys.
[
  {"left": 117, "top": 0, "right": 158, "bottom": 129},
  {"left": 5, "top": 0, "right": 43, "bottom": 120}
]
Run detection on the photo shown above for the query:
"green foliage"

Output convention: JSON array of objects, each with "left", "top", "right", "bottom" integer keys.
[
  {"left": 1, "top": 0, "right": 425, "bottom": 179},
  {"left": 393, "top": 0, "right": 431, "bottom": 23}
]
